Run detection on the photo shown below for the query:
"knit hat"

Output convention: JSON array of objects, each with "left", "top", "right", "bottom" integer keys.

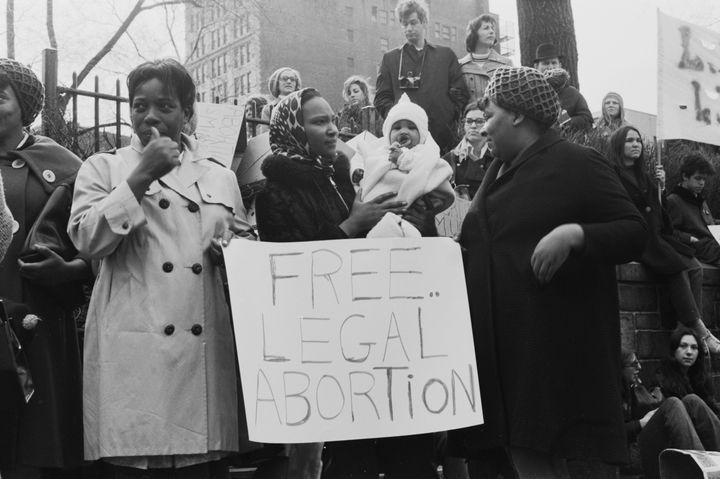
[
  {"left": 485, "top": 66, "right": 560, "bottom": 127},
  {"left": 0, "top": 58, "right": 44, "bottom": 126},
  {"left": 267, "top": 67, "right": 302, "bottom": 99},
  {"left": 382, "top": 93, "right": 429, "bottom": 143},
  {"left": 543, "top": 68, "right": 570, "bottom": 93},
  {"left": 601, "top": 91, "right": 625, "bottom": 125}
]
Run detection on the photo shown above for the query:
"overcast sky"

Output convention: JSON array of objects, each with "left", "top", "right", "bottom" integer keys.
[
  {"left": 490, "top": 0, "right": 720, "bottom": 115},
  {"left": 3, "top": 0, "right": 720, "bottom": 119}
]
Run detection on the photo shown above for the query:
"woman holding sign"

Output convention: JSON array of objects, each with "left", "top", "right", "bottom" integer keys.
[
  {"left": 255, "top": 87, "right": 440, "bottom": 478},
  {"left": 69, "top": 59, "right": 255, "bottom": 478}
]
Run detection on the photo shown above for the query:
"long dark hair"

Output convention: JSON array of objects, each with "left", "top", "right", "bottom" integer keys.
[
  {"left": 669, "top": 328, "right": 709, "bottom": 382},
  {"left": 662, "top": 327, "right": 716, "bottom": 409},
  {"left": 607, "top": 125, "right": 645, "bottom": 173}
]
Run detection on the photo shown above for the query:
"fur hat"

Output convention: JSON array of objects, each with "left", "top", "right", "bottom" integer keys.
[
  {"left": 0, "top": 58, "right": 44, "bottom": 126},
  {"left": 485, "top": 66, "right": 560, "bottom": 127},
  {"left": 382, "top": 93, "right": 429, "bottom": 143}
]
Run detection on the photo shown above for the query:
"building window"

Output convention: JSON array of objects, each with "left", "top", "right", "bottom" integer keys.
[
  {"left": 234, "top": 77, "right": 240, "bottom": 97},
  {"left": 223, "top": 25, "right": 227, "bottom": 45},
  {"left": 222, "top": 82, "right": 227, "bottom": 100},
  {"left": 390, "top": 10, "right": 395, "bottom": 23},
  {"left": 347, "top": 29, "right": 354, "bottom": 42},
  {"left": 223, "top": 53, "right": 228, "bottom": 73},
  {"left": 380, "top": 37, "right": 389, "bottom": 52},
  {"left": 371, "top": 6, "right": 377, "bottom": 23},
  {"left": 435, "top": 22, "right": 441, "bottom": 38},
  {"left": 451, "top": 26, "right": 457, "bottom": 42},
  {"left": 442, "top": 25, "right": 451, "bottom": 40},
  {"left": 347, "top": 57, "right": 354, "bottom": 68},
  {"left": 211, "top": 86, "right": 216, "bottom": 102},
  {"left": 201, "top": 92, "right": 206, "bottom": 102},
  {"left": 245, "top": 43, "right": 251, "bottom": 62},
  {"left": 346, "top": 6, "right": 353, "bottom": 16},
  {"left": 379, "top": 9, "right": 388, "bottom": 25}
]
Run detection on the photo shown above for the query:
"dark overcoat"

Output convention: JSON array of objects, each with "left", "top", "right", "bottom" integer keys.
[
  {"left": 616, "top": 169, "right": 693, "bottom": 274},
  {"left": 374, "top": 42, "right": 468, "bottom": 153},
  {"left": 451, "top": 130, "right": 647, "bottom": 463},
  {"left": 666, "top": 185, "right": 720, "bottom": 265},
  {"left": 0, "top": 135, "right": 84, "bottom": 469}
]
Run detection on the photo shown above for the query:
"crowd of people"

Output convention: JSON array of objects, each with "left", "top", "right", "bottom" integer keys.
[{"left": 2, "top": 1, "right": 720, "bottom": 479}]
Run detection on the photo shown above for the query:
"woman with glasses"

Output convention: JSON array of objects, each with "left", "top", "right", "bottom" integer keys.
[
  {"left": 442, "top": 103, "right": 491, "bottom": 199},
  {"left": 259, "top": 67, "right": 302, "bottom": 134}
]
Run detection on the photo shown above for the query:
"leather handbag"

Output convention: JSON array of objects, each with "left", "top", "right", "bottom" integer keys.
[{"left": 19, "top": 183, "right": 86, "bottom": 310}]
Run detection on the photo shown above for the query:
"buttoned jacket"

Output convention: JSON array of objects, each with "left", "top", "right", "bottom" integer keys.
[{"left": 69, "top": 134, "right": 251, "bottom": 460}]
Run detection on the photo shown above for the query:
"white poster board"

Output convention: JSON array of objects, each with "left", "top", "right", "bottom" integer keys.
[
  {"left": 657, "top": 11, "right": 720, "bottom": 145},
  {"left": 660, "top": 449, "right": 720, "bottom": 479},
  {"left": 195, "top": 102, "right": 246, "bottom": 168},
  {"left": 435, "top": 197, "right": 472, "bottom": 238},
  {"left": 224, "top": 237, "right": 482, "bottom": 444}
]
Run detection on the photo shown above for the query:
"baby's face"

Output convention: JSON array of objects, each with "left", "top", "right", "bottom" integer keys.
[{"left": 390, "top": 119, "right": 421, "bottom": 148}]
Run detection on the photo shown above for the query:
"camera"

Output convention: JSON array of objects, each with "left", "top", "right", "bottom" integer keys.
[{"left": 399, "top": 72, "right": 421, "bottom": 90}]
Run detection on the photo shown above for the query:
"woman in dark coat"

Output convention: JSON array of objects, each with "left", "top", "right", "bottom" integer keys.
[
  {"left": 0, "top": 58, "right": 90, "bottom": 478},
  {"left": 451, "top": 66, "right": 647, "bottom": 478},
  {"left": 608, "top": 126, "right": 720, "bottom": 354}
]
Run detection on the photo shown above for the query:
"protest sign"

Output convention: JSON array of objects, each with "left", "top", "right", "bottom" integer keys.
[
  {"left": 660, "top": 449, "right": 720, "bottom": 479},
  {"left": 658, "top": 11, "right": 720, "bottom": 145},
  {"left": 194, "top": 102, "right": 246, "bottom": 167},
  {"left": 224, "top": 237, "right": 482, "bottom": 443},
  {"left": 435, "top": 196, "right": 471, "bottom": 238}
]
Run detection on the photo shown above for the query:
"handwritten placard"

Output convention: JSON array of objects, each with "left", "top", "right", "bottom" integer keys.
[
  {"left": 435, "top": 196, "right": 471, "bottom": 238},
  {"left": 195, "top": 102, "right": 246, "bottom": 168},
  {"left": 658, "top": 11, "right": 720, "bottom": 145},
  {"left": 224, "top": 237, "right": 482, "bottom": 443}
]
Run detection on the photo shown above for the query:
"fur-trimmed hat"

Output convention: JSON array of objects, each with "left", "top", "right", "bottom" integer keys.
[
  {"left": 382, "top": 93, "right": 429, "bottom": 143},
  {"left": 485, "top": 66, "right": 560, "bottom": 127},
  {"left": 0, "top": 58, "right": 44, "bottom": 126}
]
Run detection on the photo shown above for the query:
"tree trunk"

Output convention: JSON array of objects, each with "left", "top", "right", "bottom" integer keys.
[
  {"left": 516, "top": 0, "right": 579, "bottom": 89},
  {"left": 46, "top": 0, "right": 57, "bottom": 49},
  {"left": 6, "top": 0, "right": 15, "bottom": 58}
]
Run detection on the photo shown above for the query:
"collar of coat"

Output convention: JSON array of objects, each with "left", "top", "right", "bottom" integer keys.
[
  {"left": 671, "top": 184, "right": 705, "bottom": 207},
  {"left": 261, "top": 151, "right": 351, "bottom": 187},
  {"left": 500, "top": 128, "right": 564, "bottom": 176},
  {"left": 458, "top": 49, "right": 508, "bottom": 66},
  {"left": 10, "top": 135, "right": 82, "bottom": 193}
]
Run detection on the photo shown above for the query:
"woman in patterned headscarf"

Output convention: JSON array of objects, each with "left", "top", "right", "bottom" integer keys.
[
  {"left": 0, "top": 173, "right": 12, "bottom": 261},
  {"left": 254, "top": 88, "right": 423, "bottom": 478}
]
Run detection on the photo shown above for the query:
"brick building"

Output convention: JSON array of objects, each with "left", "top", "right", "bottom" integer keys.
[{"left": 184, "top": 0, "right": 498, "bottom": 112}]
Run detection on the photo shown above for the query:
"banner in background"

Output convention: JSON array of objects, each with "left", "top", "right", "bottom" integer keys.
[
  {"left": 224, "top": 237, "right": 483, "bottom": 443},
  {"left": 658, "top": 11, "right": 720, "bottom": 145},
  {"left": 195, "top": 102, "right": 245, "bottom": 167}
]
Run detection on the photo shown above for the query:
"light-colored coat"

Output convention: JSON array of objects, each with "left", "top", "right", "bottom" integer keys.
[{"left": 69, "top": 135, "right": 251, "bottom": 461}]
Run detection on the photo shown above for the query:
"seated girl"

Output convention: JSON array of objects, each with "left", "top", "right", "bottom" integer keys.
[{"left": 359, "top": 93, "right": 454, "bottom": 237}]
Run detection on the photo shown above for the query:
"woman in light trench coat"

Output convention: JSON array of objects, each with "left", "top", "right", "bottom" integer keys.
[{"left": 69, "top": 59, "right": 254, "bottom": 478}]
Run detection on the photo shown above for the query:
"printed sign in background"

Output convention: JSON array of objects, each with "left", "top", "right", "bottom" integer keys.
[
  {"left": 658, "top": 11, "right": 720, "bottom": 146},
  {"left": 194, "top": 102, "right": 246, "bottom": 167},
  {"left": 224, "top": 237, "right": 483, "bottom": 443}
]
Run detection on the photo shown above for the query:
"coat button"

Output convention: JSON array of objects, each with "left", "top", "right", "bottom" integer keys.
[
  {"left": 42, "top": 170, "right": 56, "bottom": 183},
  {"left": 159, "top": 198, "right": 170, "bottom": 209},
  {"left": 191, "top": 324, "right": 203, "bottom": 336},
  {"left": 644, "top": 206, "right": 652, "bottom": 213},
  {"left": 11, "top": 159, "right": 25, "bottom": 169},
  {"left": 188, "top": 202, "right": 199, "bottom": 213},
  {"left": 162, "top": 262, "right": 174, "bottom": 273},
  {"left": 11, "top": 220, "right": 19, "bottom": 234},
  {"left": 191, "top": 263, "right": 203, "bottom": 274},
  {"left": 164, "top": 324, "right": 175, "bottom": 335},
  {"left": 122, "top": 221, "right": 129, "bottom": 229}
]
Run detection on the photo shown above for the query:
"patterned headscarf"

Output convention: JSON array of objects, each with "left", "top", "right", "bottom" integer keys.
[
  {"left": 269, "top": 87, "right": 336, "bottom": 173},
  {"left": 269, "top": 88, "right": 312, "bottom": 161}
]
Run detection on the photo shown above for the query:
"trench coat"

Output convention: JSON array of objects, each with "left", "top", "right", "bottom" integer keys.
[
  {"left": 69, "top": 135, "right": 252, "bottom": 462},
  {"left": 450, "top": 130, "right": 647, "bottom": 463},
  {"left": 458, "top": 51, "right": 513, "bottom": 107}
]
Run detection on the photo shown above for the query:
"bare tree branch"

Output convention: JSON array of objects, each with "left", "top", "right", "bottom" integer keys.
[
  {"left": 46, "top": 0, "right": 57, "bottom": 49},
  {"left": 163, "top": 4, "right": 181, "bottom": 59},
  {"left": 124, "top": 31, "right": 147, "bottom": 61}
]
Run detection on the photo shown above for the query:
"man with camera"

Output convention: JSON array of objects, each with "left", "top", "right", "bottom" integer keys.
[{"left": 374, "top": 0, "right": 468, "bottom": 154}]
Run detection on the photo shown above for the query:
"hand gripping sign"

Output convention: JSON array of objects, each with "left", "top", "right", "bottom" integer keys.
[{"left": 224, "top": 237, "right": 483, "bottom": 443}]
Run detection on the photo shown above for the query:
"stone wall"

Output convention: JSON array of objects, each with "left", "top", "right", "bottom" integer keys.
[{"left": 618, "top": 262, "right": 720, "bottom": 390}]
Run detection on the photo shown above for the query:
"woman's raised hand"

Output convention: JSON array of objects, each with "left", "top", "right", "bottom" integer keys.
[
  {"left": 339, "top": 188, "right": 407, "bottom": 237},
  {"left": 127, "top": 127, "right": 181, "bottom": 201}
]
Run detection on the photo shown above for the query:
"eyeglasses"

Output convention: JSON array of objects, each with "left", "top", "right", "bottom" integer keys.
[
  {"left": 279, "top": 76, "right": 297, "bottom": 83},
  {"left": 464, "top": 118, "right": 484, "bottom": 126},
  {"left": 624, "top": 359, "right": 641, "bottom": 369}
]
